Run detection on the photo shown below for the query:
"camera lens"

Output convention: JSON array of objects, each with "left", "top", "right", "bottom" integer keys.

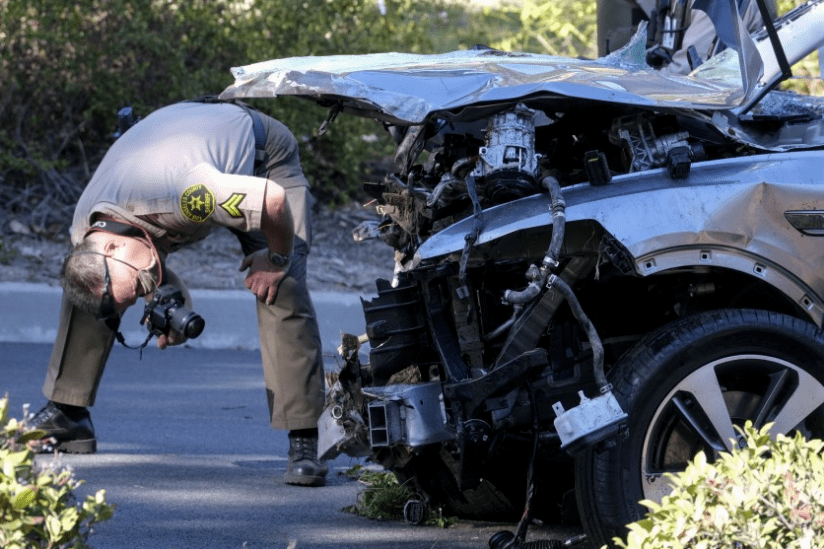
[
  {"left": 167, "top": 306, "right": 206, "bottom": 339},
  {"left": 181, "top": 312, "right": 206, "bottom": 339}
]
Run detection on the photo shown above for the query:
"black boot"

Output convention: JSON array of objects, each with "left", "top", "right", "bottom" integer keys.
[
  {"left": 29, "top": 401, "right": 97, "bottom": 454},
  {"left": 285, "top": 429, "right": 328, "bottom": 487}
]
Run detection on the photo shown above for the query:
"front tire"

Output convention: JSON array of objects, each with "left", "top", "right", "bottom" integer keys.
[{"left": 574, "top": 309, "right": 824, "bottom": 547}]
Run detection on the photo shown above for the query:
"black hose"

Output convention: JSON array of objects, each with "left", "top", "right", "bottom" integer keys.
[
  {"left": 503, "top": 265, "right": 543, "bottom": 304},
  {"left": 547, "top": 274, "right": 608, "bottom": 390},
  {"left": 502, "top": 176, "right": 565, "bottom": 305},
  {"left": 541, "top": 175, "right": 565, "bottom": 272}
]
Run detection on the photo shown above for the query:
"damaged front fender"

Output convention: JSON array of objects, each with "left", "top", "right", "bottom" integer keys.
[{"left": 416, "top": 150, "right": 824, "bottom": 325}]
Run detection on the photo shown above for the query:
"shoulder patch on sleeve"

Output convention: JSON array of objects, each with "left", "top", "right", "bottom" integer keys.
[
  {"left": 220, "top": 193, "right": 246, "bottom": 219},
  {"left": 181, "top": 183, "right": 215, "bottom": 223}
]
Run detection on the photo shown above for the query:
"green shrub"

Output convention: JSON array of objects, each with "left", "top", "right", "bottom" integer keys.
[
  {"left": 0, "top": 396, "right": 115, "bottom": 548},
  {"left": 611, "top": 422, "right": 824, "bottom": 549},
  {"left": 343, "top": 465, "right": 414, "bottom": 521},
  {"left": 0, "top": 0, "right": 482, "bottom": 224},
  {"left": 479, "top": 0, "right": 597, "bottom": 58}
]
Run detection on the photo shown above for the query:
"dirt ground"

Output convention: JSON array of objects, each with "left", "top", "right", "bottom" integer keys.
[{"left": 0, "top": 202, "right": 396, "bottom": 296}]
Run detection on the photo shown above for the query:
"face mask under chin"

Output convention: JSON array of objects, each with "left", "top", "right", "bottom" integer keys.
[{"left": 136, "top": 256, "right": 159, "bottom": 296}]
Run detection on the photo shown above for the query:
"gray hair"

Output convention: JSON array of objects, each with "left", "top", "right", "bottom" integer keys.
[{"left": 60, "top": 239, "right": 107, "bottom": 316}]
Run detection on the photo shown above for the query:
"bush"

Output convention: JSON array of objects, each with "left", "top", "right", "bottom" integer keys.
[
  {"left": 0, "top": 0, "right": 605, "bottom": 231},
  {"left": 0, "top": 396, "right": 115, "bottom": 548},
  {"left": 611, "top": 422, "right": 824, "bottom": 549},
  {"left": 480, "top": 0, "right": 597, "bottom": 58},
  {"left": 0, "top": 0, "right": 248, "bottom": 234},
  {"left": 0, "top": 0, "right": 483, "bottom": 231},
  {"left": 343, "top": 465, "right": 415, "bottom": 521}
]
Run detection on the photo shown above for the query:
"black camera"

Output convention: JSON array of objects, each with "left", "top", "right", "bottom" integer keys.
[{"left": 142, "top": 285, "right": 205, "bottom": 339}]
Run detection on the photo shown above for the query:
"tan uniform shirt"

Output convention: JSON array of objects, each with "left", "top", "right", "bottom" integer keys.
[{"left": 70, "top": 102, "right": 270, "bottom": 253}]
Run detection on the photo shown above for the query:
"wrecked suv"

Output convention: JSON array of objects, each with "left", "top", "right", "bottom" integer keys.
[{"left": 222, "top": 1, "right": 824, "bottom": 546}]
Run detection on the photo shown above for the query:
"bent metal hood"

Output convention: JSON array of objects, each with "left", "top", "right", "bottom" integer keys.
[
  {"left": 220, "top": 0, "right": 824, "bottom": 150},
  {"left": 220, "top": 27, "right": 747, "bottom": 126}
]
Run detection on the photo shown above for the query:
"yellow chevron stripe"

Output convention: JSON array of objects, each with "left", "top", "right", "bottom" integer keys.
[{"left": 220, "top": 193, "right": 246, "bottom": 218}]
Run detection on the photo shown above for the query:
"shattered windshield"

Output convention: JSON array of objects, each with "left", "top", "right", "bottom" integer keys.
[{"left": 691, "top": 0, "right": 824, "bottom": 111}]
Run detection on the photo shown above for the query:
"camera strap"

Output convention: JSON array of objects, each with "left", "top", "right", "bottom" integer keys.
[{"left": 108, "top": 316, "right": 155, "bottom": 359}]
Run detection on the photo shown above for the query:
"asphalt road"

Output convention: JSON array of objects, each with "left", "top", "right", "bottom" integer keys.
[{"left": 2, "top": 341, "right": 584, "bottom": 549}]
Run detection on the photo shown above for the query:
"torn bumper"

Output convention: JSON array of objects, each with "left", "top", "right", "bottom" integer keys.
[{"left": 318, "top": 381, "right": 455, "bottom": 462}]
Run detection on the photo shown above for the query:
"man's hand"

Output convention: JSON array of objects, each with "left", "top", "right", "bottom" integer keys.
[
  {"left": 141, "top": 291, "right": 188, "bottom": 349},
  {"left": 157, "top": 329, "right": 187, "bottom": 350},
  {"left": 240, "top": 249, "right": 288, "bottom": 305}
]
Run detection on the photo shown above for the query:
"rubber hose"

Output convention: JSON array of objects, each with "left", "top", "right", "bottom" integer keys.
[
  {"left": 548, "top": 274, "right": 608, "bottom": 390},
  {"left": 541, "top": 175, "right": 566, "bottom": 271}
]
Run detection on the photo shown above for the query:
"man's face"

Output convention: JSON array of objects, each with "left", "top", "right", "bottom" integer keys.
[{"left": 85, "top": 231, "right": 159, "bottom": 313}]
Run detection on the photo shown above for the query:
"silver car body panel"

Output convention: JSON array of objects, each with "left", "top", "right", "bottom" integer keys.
[{"left": 415, "top": 150, "right": 824, "bottom": 324}]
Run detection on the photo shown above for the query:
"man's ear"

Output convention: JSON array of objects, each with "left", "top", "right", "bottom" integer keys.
[
  {"left": 82, "top": 231, "right": 116, "bottom": 256},
  {"left": 101, "top": 236, "right": 125, "bottom": 256}
]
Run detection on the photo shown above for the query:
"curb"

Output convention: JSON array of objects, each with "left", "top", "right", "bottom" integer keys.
[{"left": 0, "top": 282, "right": 366, "bottom": 352}]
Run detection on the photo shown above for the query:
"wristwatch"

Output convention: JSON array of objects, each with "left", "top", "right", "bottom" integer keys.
[{"left": 268, "top": 251, "right": 291, "bottom": 268}]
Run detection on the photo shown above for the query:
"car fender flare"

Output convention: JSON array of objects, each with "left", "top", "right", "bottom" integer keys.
[{"left": 630, "top": 243, "right": 824, "bottom": 325}]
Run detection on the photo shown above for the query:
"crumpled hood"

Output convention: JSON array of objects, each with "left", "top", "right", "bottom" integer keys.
[
  {"left": 220, "top": 1, "right": 824, "bottom": 148},
  {"left": 219, "top": 26, "right": 748, "bottom": 125}
]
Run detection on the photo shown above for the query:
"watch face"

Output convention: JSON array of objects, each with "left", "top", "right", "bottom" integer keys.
[{"left": 269, "top": 252, "right": 289, "bottom": 266}]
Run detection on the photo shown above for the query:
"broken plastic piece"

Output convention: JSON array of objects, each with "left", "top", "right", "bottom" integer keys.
[{"left": 553, "top": 390, "right": 628, "bottom": 455}]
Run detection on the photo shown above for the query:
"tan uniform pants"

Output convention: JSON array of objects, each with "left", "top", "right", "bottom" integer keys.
[{"left": 42, "top": 186, "right": 325, "bottom": 431}]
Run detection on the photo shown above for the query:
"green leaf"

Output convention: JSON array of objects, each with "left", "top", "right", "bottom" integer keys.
[
  {"left": 12, "top": 486, "right": 36, "bottom": 509},
  {"left": 3, "top": 518, "right": 23, "bottom": 531},
  {"left": 16, "top": 429, "right": 47, "bottom": 444},
  {"left": 60, "top": 506, "right": 80, "bottom": 531},
  {"left": 2, "top": 458, "right": 15, "bottom": 478},
  {"left": 4, "top": 449, "right": 31, "bottom": 467}
]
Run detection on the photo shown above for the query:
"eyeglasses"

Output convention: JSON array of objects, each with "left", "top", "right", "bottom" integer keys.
[{"left": 99, "top": 255, "right": 122, "bottom": 332}]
